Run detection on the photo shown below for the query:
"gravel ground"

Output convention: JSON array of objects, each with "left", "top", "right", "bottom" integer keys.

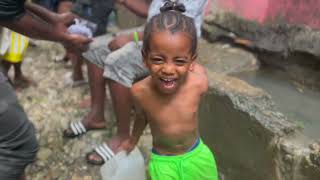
[{"left": 18, "top": 41, "right": 151, "bottom": 180}]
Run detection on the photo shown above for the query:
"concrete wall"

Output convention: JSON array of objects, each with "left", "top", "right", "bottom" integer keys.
[
  {"left": 199, "top": 71, "right": 320, "bottom": 180},
  {"left": 199, "top": 72, "right": 295, "bottom": 180},
  {"left": 215, "top": 0, "right": 320, "bottom": 29}
]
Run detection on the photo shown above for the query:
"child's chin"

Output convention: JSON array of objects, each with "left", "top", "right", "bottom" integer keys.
[{"left": 158, "top": 86, "right": 178, "bottom": 94}]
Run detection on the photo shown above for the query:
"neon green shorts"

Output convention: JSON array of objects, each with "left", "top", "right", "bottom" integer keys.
[{"left": 149, "top": 139, "right": 218, "bottom": 180}]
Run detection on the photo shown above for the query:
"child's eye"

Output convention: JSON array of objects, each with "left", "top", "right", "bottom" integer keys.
[
  {"left": 174, "top": 59, "right": 187, "bottom": 65},
  {"left": 151, "top": 58, "right": 163, "bottom": 64}
]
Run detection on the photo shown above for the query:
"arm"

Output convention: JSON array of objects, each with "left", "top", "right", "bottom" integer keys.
[
  {"left": 195, "top": 64, "right": 209, "bottom": 94},
  {"left": 25, "top": 3, "right": 59, "bottom": 24},
  {"left": 118, "top": 0, "right": 150, "bottom": 18},
  {"left": 131, "top": 103, "right": 148, "bottom": 142},
  {"left": 1, "top": 12, "right": 66, "bottom": 42},
  {"left": 0, "top": 3, "right": 91, "bottom": 52}
]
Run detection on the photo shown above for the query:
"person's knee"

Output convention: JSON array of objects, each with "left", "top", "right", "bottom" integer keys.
[{"left": 25, "top": 130, "right": 39, "bottom": 161}]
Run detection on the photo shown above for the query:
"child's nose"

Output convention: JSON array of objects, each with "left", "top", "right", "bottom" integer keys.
[{"left": 161, "top": 64, "right": 175, "bottom": 75}]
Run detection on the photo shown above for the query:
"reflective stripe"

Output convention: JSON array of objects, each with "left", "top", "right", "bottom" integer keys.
[
  {"left": 70, "top": 122, "right": 79, "bottom": 135},
  {"left": 77, "top": 121, "right": 87, "bottom": 133},
  {"left": 102, "top": 143, "right": 115, "bottom": 157},
  {"left": 17, "top": 32, "right": 21, "bottom": 55},
  {"left": 2, "top": 30, "right": 29, "bottom": 63},
  {"left": 95, "top": 147, "right": 108, "bottom": 162}
]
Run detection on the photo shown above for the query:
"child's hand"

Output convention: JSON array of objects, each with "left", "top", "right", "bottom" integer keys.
[
  {"left": 108, "top": 34, "right": 131, "bottom": 51},
  {"left": 117, "top": 136, "right": 138, "bottom": 154}
]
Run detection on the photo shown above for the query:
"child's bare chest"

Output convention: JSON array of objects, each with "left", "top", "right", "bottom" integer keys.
[{"left": 141, "top": 92, "right": 200, "bottom": 123}]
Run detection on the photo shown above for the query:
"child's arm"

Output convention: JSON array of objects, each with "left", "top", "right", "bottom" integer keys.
[
  {"left": 192, "top": 63, "right": 209, "bottom": 94},
  {"left": 132, "top": 103, "right": 148, "bottom": 142}
]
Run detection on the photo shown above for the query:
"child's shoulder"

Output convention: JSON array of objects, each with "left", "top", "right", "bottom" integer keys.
[
  {"left": 189, "top": 63, "right": 209, "bottom": 93},
  {"left": 131, "top": 76, "right": 152, "bottom": 99}
]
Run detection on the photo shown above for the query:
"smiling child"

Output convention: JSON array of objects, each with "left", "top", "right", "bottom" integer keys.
[{"left": 118, "top": 2, "right": 218, "bottom": 180}]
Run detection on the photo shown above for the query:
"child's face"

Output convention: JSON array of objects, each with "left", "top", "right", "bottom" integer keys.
[{"left": 143, "top": 31, "right": 196, "bottom": 94}]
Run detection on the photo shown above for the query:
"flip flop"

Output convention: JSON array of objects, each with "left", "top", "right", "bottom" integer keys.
[
  {"left": 86, "top": 143, "right": 115, "bottom": 165},
  {"left": 63, "top": 120, "right": 87, "bottom": 138}
]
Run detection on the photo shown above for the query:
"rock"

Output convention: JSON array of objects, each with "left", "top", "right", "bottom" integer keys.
[
  {"left": 283, "top": 154, "right": 293, "bottom": 163},
  {"left": 310, "top": 152, "right": 320, "bottom": 166},
  {"left": 83, "top": 176, "right": 93, "bottom": 180},
  {"left": 37, "top": 148, "right": 52, "bottom": 161},
  {"left": 71, "top": 175, "right": 82, "bottom": 180},
  {"left": 71, "top": 141, "right": 87, "bottom": 157},
  {"left": 309, "top": 142, "right": 320, "bottom": 152}
]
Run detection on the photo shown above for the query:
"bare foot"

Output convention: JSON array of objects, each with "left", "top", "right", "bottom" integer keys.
[
  {"left": 13, "top": 75, "right": 36, "bottom": 90},
  {"left": 63, "top": 112, "right": 106, "bottom": 138},
  {"left": 81, "top": 113, "right": 107, "bottom": 130}
]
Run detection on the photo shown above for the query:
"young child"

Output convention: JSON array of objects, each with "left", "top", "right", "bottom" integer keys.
[
  {"left": 66, "top": 0, "right": 209, "bottom": 166},
  {"left": 118, "top": 4, "right": 218, "bottom": 180},
  {"left": 0, "top": 29, "right": 34, "bottom": 89}
]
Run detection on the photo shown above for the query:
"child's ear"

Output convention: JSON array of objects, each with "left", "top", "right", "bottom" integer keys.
[
  {"left": 141, "top": 49, "right": 148, "bottom": 67},
  {"left": 189, "top": 53, "right": 197, "bottom": 71}
]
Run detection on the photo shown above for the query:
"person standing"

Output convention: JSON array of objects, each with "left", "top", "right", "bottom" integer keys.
[{"left": 0, "top": 1, "right": 91, "bottom": 179}]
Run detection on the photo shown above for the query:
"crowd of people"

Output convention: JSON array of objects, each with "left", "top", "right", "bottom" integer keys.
[{"left": 0, "top": 0, "right": 218, "bottom": 179}]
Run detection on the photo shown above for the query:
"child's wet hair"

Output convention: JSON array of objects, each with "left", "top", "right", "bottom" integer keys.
[{"left": 142, "top": 0, "right": 197, "bottom": 55}]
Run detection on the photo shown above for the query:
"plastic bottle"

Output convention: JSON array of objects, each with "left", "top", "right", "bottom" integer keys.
[{"left": 100, "top": 147, "right": 146, "bottom": 180}]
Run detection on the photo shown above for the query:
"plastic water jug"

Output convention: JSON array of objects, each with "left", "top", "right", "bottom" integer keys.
[{"left": 100, "top": 147, "right": 146, "bottom": 180}]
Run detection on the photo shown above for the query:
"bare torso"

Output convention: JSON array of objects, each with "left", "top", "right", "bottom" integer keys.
[{"left": 132, "top": 64, "right": 208, "bottom": 155}]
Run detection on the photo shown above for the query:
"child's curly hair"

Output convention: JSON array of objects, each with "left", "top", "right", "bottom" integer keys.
[{"left": 142, "top": 0, "right": 197, "bottom": 56}]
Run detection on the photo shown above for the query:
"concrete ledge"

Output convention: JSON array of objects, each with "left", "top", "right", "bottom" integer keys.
[{"left": 200, "top": 70, "right": 320, "bottom": 180}]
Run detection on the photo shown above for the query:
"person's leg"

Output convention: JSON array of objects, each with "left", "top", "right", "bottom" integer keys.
[
  {"left": 1, "top": 60, "right": 11, "bottom": 77},
  {"left": 108, "top": 80, "right": 131, "bottom": 137},
  {"left": 0, "top": 73, "right": 38, "bottom": 180},
  {"left": 86, "top": 42, "right": 147, "bottom": 165},
  {"left": 85, "top": 80, "right": 132, "bottom": 164},
  {"left": 57, "top": 0, "right": 85, "bottom": 84},
  {"left": 1, "top": 60, "right": 14, "bottom": 85},
  {"left": 63, "top": 61, "right": 106, "bottom": 137},
  {"left": 64, "top": 34, "right": 114, "bottom": 137},
  {"left": 69, "top": 52, "right": 84, "bottom": 83},
  {"left": 84, "top": 61, "right": 106, "bottom": 128},
  {"left": 13, "top": 62, "right": 35, "bottom": 89}
]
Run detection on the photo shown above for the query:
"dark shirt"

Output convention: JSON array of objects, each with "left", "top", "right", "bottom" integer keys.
[{"left": 0, "top": 0, "right": 26, "bottom": 21}]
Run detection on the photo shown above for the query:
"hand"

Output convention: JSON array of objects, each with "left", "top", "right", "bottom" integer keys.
[
  {"left": 63, "top": 34, "right": 92, "bottom": 52},
  {"left": 51, "top": 12, "right": 92, "bottom": 52},
  {"left": 108, "top": 34, "right": 132, "bottom": 51},
  {"left": 52, "top": 12, "right": 77, "bottom": 36},
  {"left": 53, "top": 12, "right": 77, "bottom": 27},
  {"left": 116, "top": 136, "right": 138, "bottom": 154}
]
